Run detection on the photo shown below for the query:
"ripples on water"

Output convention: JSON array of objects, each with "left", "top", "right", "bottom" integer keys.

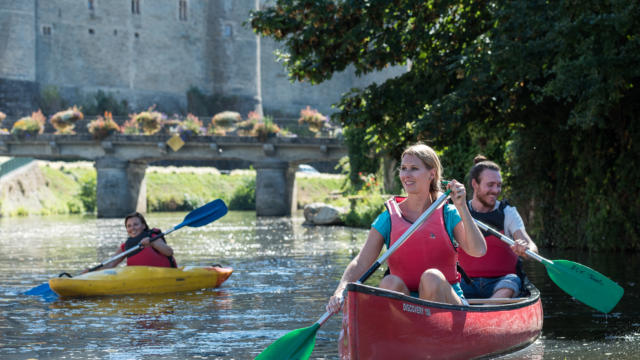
[{"left": 0, "top": 212, "right": 638, "bottom": 359}]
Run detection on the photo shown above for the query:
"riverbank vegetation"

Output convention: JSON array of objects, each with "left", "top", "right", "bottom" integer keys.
[
  {"left": 0, "top": 162, "right": 347, "bottom": 217},
  {"left": 251, "top": 1, "right": 640, "bottom": 251}
]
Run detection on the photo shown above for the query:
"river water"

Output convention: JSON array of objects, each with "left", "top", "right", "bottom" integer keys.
[{"left": 0, "top": 212, "right": 638, "bottom": 359}]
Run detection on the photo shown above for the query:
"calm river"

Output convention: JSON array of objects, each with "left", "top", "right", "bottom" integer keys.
[{"left": 0, "top": 212, "right": 638, "bottom": 359}]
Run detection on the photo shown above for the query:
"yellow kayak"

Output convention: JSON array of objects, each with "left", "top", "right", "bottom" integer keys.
[{"left": 49, "top": 265, "right": 233, "bottom": 297}]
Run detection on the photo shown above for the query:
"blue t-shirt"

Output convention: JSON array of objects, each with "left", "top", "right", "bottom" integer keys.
[{"left": 371, "top": 204, "right": 461, "bottom": 248}]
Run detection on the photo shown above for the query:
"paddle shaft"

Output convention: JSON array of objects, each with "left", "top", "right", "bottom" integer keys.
[
  {"left": 473, "top": 219, "right": 549, "bottom": 265},
  {"left": 86, "top": 227, "right": 178, "bottom": 273},
  {"left": 316, "top": 190, "right": 452, "bottom": 326}
]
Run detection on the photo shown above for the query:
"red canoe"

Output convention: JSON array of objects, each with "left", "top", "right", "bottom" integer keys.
[{"left": 339, "top": 282, "right": 543, "bottom": 359}]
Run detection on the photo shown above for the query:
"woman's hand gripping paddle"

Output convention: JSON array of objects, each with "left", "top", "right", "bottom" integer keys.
[
  {"left": 24, "top": 199, "right": 228, "bottom": 300},
  {"left": 473, "top": 219, "right": 624, "bottom": 313},
  {"left": 254, "top": 190, "right": 452, "bottom": 360}
]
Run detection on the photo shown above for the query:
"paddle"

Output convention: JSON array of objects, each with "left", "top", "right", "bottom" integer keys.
[
  {"left": 255, "top": 189, "right": 452, "bottom": 360},
  {"left": 24, "top": 199, "right": 228, "bottom": 299},
  {"left": 473, "top": 219, "right": 624, "bottom": 313}
]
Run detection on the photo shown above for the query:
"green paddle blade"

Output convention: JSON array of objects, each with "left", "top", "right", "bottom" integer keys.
[
  {"left": 255, "top": 323, "right": 320, "bottom": 360},
  {"left": 545, "top": 259, "right": 624, "bottom": 313}
]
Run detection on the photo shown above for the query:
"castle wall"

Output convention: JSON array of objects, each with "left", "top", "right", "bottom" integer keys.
[
  {"left": 0, "top": 0, "right": 403, "bottom": 119},
  {"left": 35, "top": 0, "right": 214, "bottom": 113},
  {"left": 0, "top": 0, "right": 38, "bottom": 115}
]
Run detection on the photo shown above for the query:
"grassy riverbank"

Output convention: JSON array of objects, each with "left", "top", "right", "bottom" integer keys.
[{"left": 0, "top": 161, "right": 346, "bottom": 217}]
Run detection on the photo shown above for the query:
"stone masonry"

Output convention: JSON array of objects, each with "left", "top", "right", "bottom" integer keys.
[{"left": 0, "top": 0, "right": 405, "bottom": 117}]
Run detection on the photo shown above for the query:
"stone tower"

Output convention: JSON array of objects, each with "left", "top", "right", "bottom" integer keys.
[{"left": 0, "top": 0, "right": 38, "bottom": 115}]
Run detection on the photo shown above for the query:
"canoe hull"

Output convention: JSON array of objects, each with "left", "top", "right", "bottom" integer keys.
[
  {"left": 49, "top": 265, "right": 232, "bottom": 297},
  {"left": 341, "top": 282, "right": 543, "bottom": 360}
]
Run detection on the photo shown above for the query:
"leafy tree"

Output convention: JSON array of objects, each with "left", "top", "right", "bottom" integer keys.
[{"left": 251, "top": 0, "right": 640, "bottom": 250}]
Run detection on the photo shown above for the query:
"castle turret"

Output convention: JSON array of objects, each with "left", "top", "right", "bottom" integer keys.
[{"left": 204, "top": 0, "right": 262, "bottom": 117}]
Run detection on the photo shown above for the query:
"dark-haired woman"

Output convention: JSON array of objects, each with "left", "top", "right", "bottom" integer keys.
[{"left": 102, "top": 212, "right": 177, "bottom": 269}]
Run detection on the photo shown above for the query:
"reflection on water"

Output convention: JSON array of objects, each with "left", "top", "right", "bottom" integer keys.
[{"left": 0, "top": 212, "right": 638, "bottom": 359}]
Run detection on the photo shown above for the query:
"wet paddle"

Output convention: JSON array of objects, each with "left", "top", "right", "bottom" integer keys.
[
  {"left": 24, "top": 199, "right": 228, "bottom": 299},
  {"left": 255, "top": 190, "right": 452, "bottom": 360},
  {"left": 473, "top": 219, "right": 624, "bottom": 313}
]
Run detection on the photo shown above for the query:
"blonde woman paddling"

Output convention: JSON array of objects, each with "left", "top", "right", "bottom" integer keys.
[{"left": 327, "top": 143, "right": 486, "bottom": 313}]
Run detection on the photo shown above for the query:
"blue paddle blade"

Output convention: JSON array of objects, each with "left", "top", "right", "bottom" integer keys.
[
  {"left": 23, "top": 282, "right": 59, "bottom": 301},
  {"left": 24, "top": 282, "right": 53, "bottom": 295},
  {"left": 177, "top": 199, "right": 228, "bottom": 229}
]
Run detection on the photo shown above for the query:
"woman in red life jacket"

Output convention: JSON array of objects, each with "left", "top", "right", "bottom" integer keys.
[
  {"left": 101, "top": 212, "right": 177, "bottom": 269},
  {"left": 326, "top": 143, "right": 486, "bottom": 314}
]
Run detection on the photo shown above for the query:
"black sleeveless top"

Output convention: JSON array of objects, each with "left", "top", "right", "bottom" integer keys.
[{"left": 468, "top": 200, "right": 509, "bottom": 234}]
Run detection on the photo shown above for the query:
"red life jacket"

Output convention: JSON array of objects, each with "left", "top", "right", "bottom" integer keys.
[
  {"left": 121, "top": 228, "right": 177, "bottom": 268},
  {"left": 458, "top": 201, "right": 518, "bottom": 277},
  {"left": 386, "top": 196, "right": 460, "bottom": 291}
]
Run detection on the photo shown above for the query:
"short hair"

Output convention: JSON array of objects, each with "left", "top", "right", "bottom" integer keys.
[
  {"left": 124, "top": 212, "right": 150, "bottom": 231},
  {"left": 468, "top": 155, "right": 501, "bottom": 185}
]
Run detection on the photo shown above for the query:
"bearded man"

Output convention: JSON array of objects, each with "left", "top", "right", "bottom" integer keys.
[{"left": 458, "top": 156, "right": 538, "bottom": 299}]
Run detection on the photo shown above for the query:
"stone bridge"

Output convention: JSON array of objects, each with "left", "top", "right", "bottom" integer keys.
[{"left": 0, "top": 134, "right": 346, "bottom": 217}]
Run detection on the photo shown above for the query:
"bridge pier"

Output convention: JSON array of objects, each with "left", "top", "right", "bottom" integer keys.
[
  {"left": 95, "top": 157, "right": 147, "bottom": 218},
  {"left": 254, "top": 161, "right": 297, "bottom": 216}
]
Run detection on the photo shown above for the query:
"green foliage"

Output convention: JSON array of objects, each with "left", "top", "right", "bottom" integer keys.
[
  {"left": 81, "top": 90, "right": 130, "bottom": 116},
  {"left": 78, "top": 173, "right": 97, "bottom": 213},
  {"left": 343, "top": 126, "right": 379, "bottom": 187},
  {"left": 252, "top": 0, "right": 640, "bottom": 250},
  {"left": 296, "top": 174, "right": 347, "bottom": 209},
  {"left": 14, "top": 207, "right": 29, "bottom": 216},
  {"left": 338, "top": 171, "right": 386, "bottom": 228},
  {"left": 342, "top": 194, "right": 386, "bottom": 228},
  {"left": 38, "top": 85, "right": 67, "bottom": 116},
  {"left": 35, "top": 165, "right": 93, "bottom": 215},
  {"left": 228, "top": 178, "right": 256, "bottom": 210},
  {"left": 66, "top": 198, "right": 84, "bottom": 214}
]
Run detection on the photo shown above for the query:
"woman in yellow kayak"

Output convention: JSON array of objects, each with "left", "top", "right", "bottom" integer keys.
[{"left": 101, "top": 212, "right": 177, "bottom": 269}]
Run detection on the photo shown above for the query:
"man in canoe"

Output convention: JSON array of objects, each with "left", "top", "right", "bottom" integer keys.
[
  {"left": 326, "top": 143, "right": 486, "bottom": 313},
  {"left": 98, "top": 212, "right": 177, "bottom": 270},
  {"left": 459, "top": 156, "right": 539, "bottom": 299}
]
